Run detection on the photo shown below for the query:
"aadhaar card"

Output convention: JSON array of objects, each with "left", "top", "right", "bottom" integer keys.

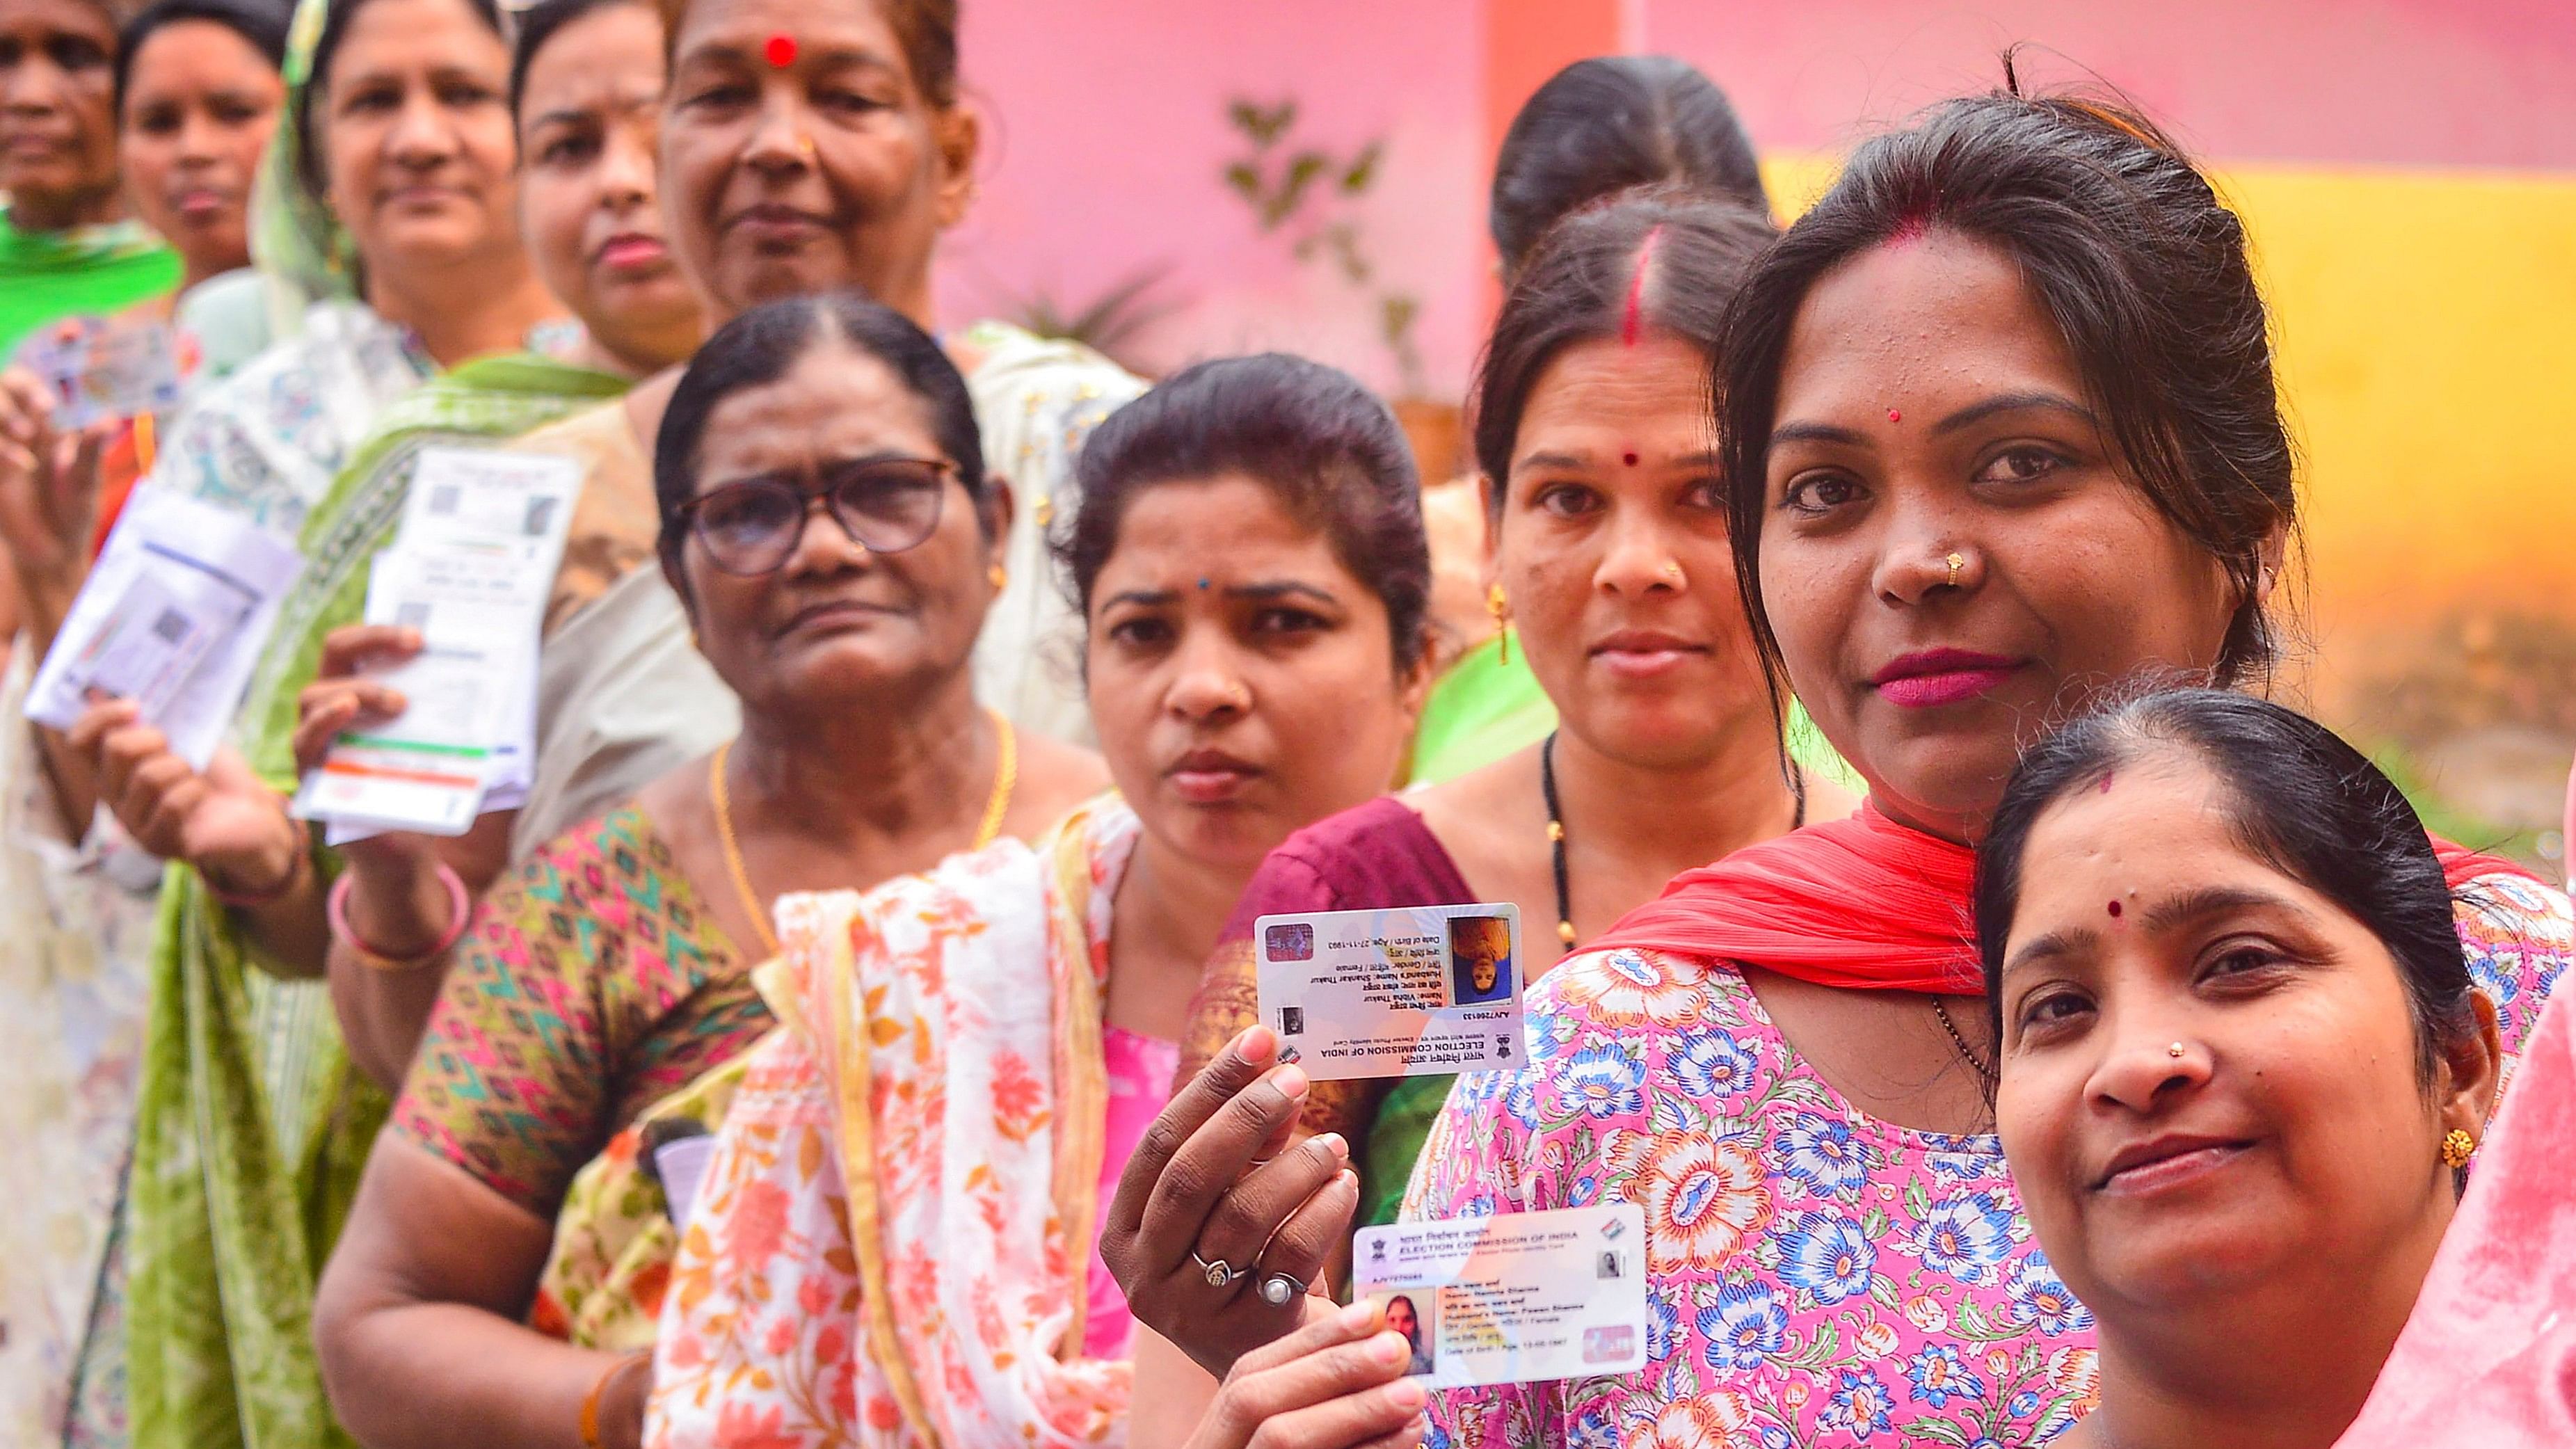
[
  {"left": 1352, "top": 1203, "right": 1649, "bottom": 1388},
  {"left": 1253, "top": 902, "right": 1524, "bottom": 1081}
]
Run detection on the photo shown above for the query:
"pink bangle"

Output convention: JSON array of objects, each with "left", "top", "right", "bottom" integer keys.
[{"left": 328, "top": 862, "right": 471, "bottom": 972}]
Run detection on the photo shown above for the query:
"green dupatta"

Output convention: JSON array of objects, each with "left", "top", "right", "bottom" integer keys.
[{"left": 124, "top": 353, "right": 630, "bottom": 1449}]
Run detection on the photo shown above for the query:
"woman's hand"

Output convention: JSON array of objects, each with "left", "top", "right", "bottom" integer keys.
[
  {"left": 69, "top": 696, "right": 298, "bottom": 891},
  {"left": 1101, "top": 1026, "right": 1361, "bottom": 1378},
  {"left": 0, "top": 366, "right": 111, "bottom": 632},
  {"left": 1184, "top": 1298, "right": 1428, "bottom": 1449},
  {"left": 293, "top": 623, "right": 426, "bottom": 775}
]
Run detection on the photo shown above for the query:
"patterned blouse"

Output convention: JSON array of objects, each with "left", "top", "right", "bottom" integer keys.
[
  {"left": 392, "top": 806, "right": 774, "bottom": 1215},
  {"left": 1405, "top": 870, "right": 2572, "bottom": 1449}
]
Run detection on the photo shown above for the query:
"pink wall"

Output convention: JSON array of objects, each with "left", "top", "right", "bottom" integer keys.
[
  {"left": 934, "top": 0, "right": 2576, "bottom": 399},
  {"left": 937, "top": 0, "right": 1487, "bottom": 394}
]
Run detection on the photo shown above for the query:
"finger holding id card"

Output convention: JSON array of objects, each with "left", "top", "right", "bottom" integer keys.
[{"left": 1254, "top": 902, "right": 1525, "bottom": 1080}]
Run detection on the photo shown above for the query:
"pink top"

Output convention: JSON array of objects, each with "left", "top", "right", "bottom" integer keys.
[{"left": 1089, "top": 1023, "right": 1180, "bottom": 1359}]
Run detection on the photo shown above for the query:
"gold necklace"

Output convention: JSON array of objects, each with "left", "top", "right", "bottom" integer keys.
[{"left": 711, "top": 708, "right": 1019, "bottom": 959}]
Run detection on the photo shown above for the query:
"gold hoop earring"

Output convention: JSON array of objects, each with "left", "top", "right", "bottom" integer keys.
[
  {"left": 1487, "top": 582, "right": 1512, "bottom": 666},
  {"left": 2440, "top": 1128, "right": 2477, "bottom": 1170}
]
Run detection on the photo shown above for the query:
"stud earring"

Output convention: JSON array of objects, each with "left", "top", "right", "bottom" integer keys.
[
  {"left": 2440, "top": 1128, "right": 2477, "bottom": 1170},
  {"left": 1487, "top": 582, "right": 1512, "bottom": 665},
  {"left": 989, "top": 562, "right": 1007, "bottom": 591}
]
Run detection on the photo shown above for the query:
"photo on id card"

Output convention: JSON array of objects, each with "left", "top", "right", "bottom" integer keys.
[{"left": 1252, "top": 902, "right": 1523, "bottom": 1081}]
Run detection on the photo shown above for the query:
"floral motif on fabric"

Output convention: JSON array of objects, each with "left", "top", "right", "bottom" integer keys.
[
  {"left": 392, "top": 805, "right": 771, "bottom": 1215},
  {"left": 650, "top": 800, "right": 1146, "bottom": 1448},
  {"left": 1405, "top": 872, "right": 2570, "bottom": 1448}
]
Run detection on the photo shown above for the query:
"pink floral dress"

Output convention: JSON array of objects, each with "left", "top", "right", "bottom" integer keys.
[{"left": 1405, "top": 871, "right": 2570, "bottom": 1449}]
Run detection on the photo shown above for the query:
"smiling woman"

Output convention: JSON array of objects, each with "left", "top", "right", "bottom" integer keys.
[{"left": 1978, "top": 689, "right": 2563, "bottom": 1449}]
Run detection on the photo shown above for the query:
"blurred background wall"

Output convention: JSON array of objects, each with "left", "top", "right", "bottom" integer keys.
[{"left": 934, "top": 0, "right": 2576, "bottom": 860}]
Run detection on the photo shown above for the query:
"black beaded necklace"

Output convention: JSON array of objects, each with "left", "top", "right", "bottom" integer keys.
[{"left": 1539, "top": 730, "right": 1807, "bottom": 952}]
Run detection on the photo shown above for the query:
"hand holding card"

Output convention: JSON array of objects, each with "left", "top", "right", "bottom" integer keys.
[{"left": 1098, "top": 1025, "right": 1361, "bottom": 1379}]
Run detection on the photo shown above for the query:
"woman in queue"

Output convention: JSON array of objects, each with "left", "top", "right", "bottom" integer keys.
[
  {"left": 0, "top": 0, "right": 285, "bottom": 1434},
  {"left": 310, "top": 294, "right": 1103, "bottom": 1449},
  {"left": 0, "top": 0, "right": 175, "bottom": 356},
  {"left": 28, "top": 0, "right": 573, "bottom": 1437},
  {"left": 1981, "top": 689, "right": 2550, "bottom": 1448},
  {"left": 648, "top": 348, "right": 1432, "bottom": 1447},
  {"left": 1106, "top": 90, "right": 2572, "bottom": 1444},
  {"left": 1124, "top": 190, "right": 1855, "bottom": 1419},
  {"left": 1413, "top": 54, "right": 1776, "bottom": 776}
]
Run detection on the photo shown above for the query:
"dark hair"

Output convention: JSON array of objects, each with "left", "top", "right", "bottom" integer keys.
[
  {"left": 1491, "top": 56, "right": 1767, "bottom": 278},
  {"left": 655, "top": 0, "right": 957, "bottom": 108},
  {"left": 1473, "top": 187, "right": 1777, "bottom": 520},
  {"left": 294, "top": 0, "right": 509, "bottom": 209},
  {"left": 114, "top": 0, "right": 288, "bottom": 115},
  {"left": 509, "top": 0, "right": 640, "bottom": 118},
  {"left": 1720, "top": 88, "right": 2297, "bottom": 703},
  {"left": 1055, "top": 353, "right": 1430, "bottom": 671},
  {"left": 655, "top": 290, "right": 986, "bottom": 573},
  {"left": 1975, "top": 688, "right": 2477, "bottom": 1087}
]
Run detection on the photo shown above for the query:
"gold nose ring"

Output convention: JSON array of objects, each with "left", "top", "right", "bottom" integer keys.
[{"left": 1944, "top": 552, "right": 1965, "bottom": 588}]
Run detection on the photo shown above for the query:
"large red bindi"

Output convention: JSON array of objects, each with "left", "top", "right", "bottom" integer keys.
[
  {"left": 763, "top": 33, "right": 797, "bottom": 67},
  {"left": 2107, "top": 900, "right": 2124, "bottom": 918}
]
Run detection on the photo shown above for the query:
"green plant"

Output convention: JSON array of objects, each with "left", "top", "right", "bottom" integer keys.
[
  {"left": 1222, "top": 96, "right": 1425, "bottom": 396},
  {"left": 1005, "top": 266, "right": 1178, "bottom": 370}
]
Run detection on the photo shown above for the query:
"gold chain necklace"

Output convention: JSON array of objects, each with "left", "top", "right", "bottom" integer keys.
[{"left": 711, "top": 708, "right": 1019, "bottom": 959}]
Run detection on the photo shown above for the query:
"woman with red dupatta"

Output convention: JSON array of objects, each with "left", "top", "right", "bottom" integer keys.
[{"left": 1099, "top": 89, "right": 2570, "bottom": 1448}]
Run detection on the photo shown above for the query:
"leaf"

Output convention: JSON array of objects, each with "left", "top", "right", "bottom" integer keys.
[
  {"left": 1247, "top": 99, "right": 1296, "bottom": 145},
  {"left": 1222, "top": 161, "right": 1262, "bottom": 204},
  {"left": 1263, "top": 152, "right": 1329, "bottom": 227},
  {"left": 1898, "top": 1417, "right": 1973, "bottom": 1448},
  {"left": 1379, "top": 294, "right": 1418, "bottom": 345},
  {"left": 1340, "top": 140, "right": 1383, "bottom": 193}
]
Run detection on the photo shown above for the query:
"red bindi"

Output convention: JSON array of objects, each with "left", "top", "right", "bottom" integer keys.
[
  {"left": 1887, "top": 409, "right": 1902, "bottom": 424},
  {"left": 1622, "top": 450, "right": 1640, "bottom": 467},
  {"left": 2107, "top": 900, "right": 2123, "bottom": 918},
  {"left": 763, "top": 33, "right": 797, "bottom": 67}
]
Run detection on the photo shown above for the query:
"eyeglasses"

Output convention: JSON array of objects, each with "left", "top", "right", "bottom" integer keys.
[{"left": 675, "top": 456, "right": 955, "bottom": 575}]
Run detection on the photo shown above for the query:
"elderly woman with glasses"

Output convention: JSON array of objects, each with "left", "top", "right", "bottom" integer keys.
[{"left": 305, "top": 294, "right": 1105, "bottom": 1449}]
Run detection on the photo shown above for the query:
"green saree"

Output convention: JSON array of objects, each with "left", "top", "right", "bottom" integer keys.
[{"left": 123, "top": 352, "right": 629, "bottom": 1449}]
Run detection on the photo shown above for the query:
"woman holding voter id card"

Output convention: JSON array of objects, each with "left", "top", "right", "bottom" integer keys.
[
  {"left": 648, "top": 350, "right": 1434, "bottom": 1449},
  {"left": 1117, "top": 90, "right": 2573, "bottom": 1448}
]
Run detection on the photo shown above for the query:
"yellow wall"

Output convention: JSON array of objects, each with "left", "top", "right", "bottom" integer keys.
[{"left": 1759, "top": 156, "right": 2576, "bottom": 709}]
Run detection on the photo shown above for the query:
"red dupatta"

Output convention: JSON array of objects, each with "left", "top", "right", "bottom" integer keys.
[{"left": 1587, "top": 800, "right": 2538, "bottom": 996}]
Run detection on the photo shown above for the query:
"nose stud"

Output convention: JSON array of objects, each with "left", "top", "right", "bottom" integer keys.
[
  {"left": 2167, "top": 1042, "right": 2186, "bottom": 1059},
  {"left": 1944, "top": 552, "right": 1965, "bottom": 589}
]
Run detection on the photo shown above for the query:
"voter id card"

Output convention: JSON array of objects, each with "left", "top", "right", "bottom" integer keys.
[
  {"left": 1253, "top": 902, "right": 1523, "bottom": 1081},
  {"left": 1353, "top": 1203, "right": 1649, "bottom": 1388},
  {"left": 17, "top": 317, "right": 182, "bottom": 430}
]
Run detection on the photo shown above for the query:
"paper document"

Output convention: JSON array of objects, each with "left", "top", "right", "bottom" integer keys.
[
  {"left": 294, "top": 446, "right": 579, "bottom": 836},
  {"left": 26, "top": 488, "right": 305, "bottom": 769}
]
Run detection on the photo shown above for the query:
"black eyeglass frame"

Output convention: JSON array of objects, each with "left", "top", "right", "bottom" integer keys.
[{"left": 673, "top": 455, "right": 962, "bottom": 576}]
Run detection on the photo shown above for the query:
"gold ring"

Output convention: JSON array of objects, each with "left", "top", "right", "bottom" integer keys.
[{"left": 1944, "top": 552, "right": 1965, "bottom": 588}]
